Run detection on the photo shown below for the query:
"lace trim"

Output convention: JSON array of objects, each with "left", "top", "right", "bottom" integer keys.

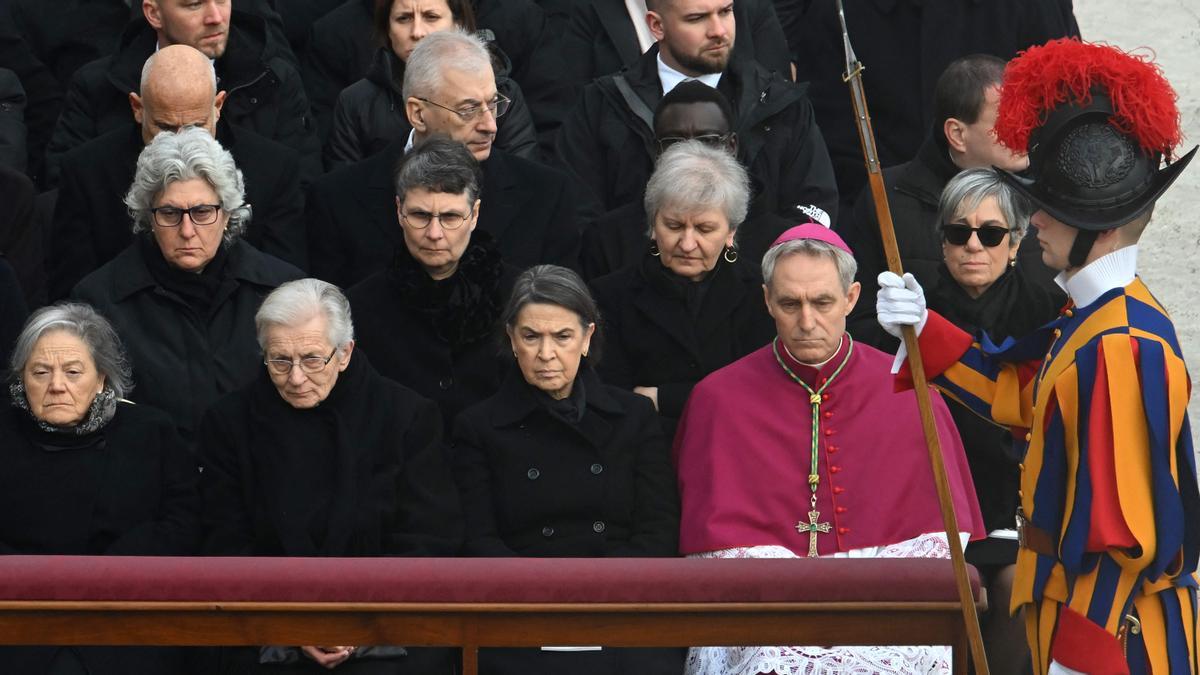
[{"left": 685, "top": 533, "right": 957, "bottom": 675}]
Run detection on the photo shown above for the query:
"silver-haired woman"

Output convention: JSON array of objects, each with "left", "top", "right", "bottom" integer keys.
[
  {"left": 0, "top": 303, "right": 198, "bottom": 674},
  {"left": 71, "top": 126, "right": 302, "bottom": 444},
  {"left": 590, "top": 141, "right": 775, "bottom": 439},
  {"left": 199, "top": 278, "right": 462, "bottom": 674},
  {"left": 927, "top": 167, "right": 1062, "bottom": 674}
]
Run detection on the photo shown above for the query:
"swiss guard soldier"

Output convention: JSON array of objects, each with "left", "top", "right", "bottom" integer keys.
[{"left": 876, "top": 38, "right": 1200, "bottom": 675}]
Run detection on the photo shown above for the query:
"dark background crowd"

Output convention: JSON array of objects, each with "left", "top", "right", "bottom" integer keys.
[{"left": 0, "top": 0, "right": 1081, "bottom": 673}]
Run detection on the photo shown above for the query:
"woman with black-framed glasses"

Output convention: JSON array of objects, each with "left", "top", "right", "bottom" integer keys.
[
  {"left": 199, "top": 278, "right": 462, "bottom": 674},
  {"left": 925, "top": 167, "right": 1062, "bottom": 674},
  {"left": 71, "top": 128, "right": 302, "bottom": 444},
  {"left": 346, "top": 137, "right": 518, "bottom": 433}
]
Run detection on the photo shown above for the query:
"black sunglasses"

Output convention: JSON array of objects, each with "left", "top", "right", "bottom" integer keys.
[{"left": 942, "top": 224, "right": 1012, "bottom": 247}]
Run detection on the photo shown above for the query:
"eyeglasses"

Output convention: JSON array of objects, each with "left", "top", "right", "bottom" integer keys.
[
  {"left": 150, "top": 204, "right": 223, "bottom": 228},
  {"left": 941, "top": 224, "right": 1012, "bottom": 247},
  {"left": 656, "top": 133, "right": 734, "bottom": 154},
  {"left": 400, "top": 206, "right": 475, "bottom": 230},
  {"left": 416, "top": 94, "right": 511, "bottom": 122},
  {"left": 264, "top": 349, "right": 337, "bottom": 375}
]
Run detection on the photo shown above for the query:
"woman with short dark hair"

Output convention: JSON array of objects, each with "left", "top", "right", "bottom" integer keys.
[
  {"left": 347, "top": 137, "right": 517, "bottom": 431},
  {"left": 453, "top": 264, "right": 683, "bottom": 675}
]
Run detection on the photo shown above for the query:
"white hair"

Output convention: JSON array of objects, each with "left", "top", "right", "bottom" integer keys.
[
  {"left": 643, "top": 140, "right": 749, "bottom": 239},
  {"left": 402, "top": 29, "right": 492, "bottom": 102},
  {"left": 761, "top": 238, "right": 858, "bottom": 293},
  {"left": 255, "top": 279, "right": 355, "bottom": 353}
]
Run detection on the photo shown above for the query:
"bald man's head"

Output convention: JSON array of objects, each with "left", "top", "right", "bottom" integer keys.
[{"left": 128, "top": 45, "right": 226, "bottom": 145}]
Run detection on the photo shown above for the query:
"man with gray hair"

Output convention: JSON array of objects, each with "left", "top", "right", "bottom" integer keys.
[
  {"left": 673, "top": 223, "right": 983, "bottom": 674},
  {"left": 48, "top": 44, "right": 308, "bottom": 300},
  {"left": 307, "top": 29, "right": 583, "bottom": 289}
]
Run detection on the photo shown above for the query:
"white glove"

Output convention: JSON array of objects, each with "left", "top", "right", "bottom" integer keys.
[{"left": 876, "top": 271, "right": 927, "bottom": 338}]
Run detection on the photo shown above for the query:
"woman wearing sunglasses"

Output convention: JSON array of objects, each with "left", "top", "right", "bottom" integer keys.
[{"left": 925, "top": 166, "right": 1062, "bottom": 674}]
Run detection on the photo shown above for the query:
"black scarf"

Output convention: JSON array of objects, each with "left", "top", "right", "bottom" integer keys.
[
  {"left": 139, "top": 234, "right": 232, "bottom": 318},
  {"left": 245, "top": 351, "right": 382, "bottom": 556},
  {"left": 640, "top": 250, "right": 722, "bottom": 320},
  {"left": 387, "top": 232, "right": 506, "bottom": 350},
  {"left": 535, "top": 371, "right": 588, "bottom": 425},
  {"left": 930, "top": 264, "right": 1058, "bottom": 343}
]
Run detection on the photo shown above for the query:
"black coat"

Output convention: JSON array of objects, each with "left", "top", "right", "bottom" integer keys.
[
  {"left": 929, "top": 264, "right": 1063, "bottom": 564},
  {"left": 0, "top": 19, "right": 63, "bottom": 185},
  {"left": 325, "top": 46, "right": 538, "bottom": 170},
  {"left": 559, "top": 0, "right": 791, "bottom": 102},
  {"left": 49, "top": 121, "right": 308, "bottom": 300},
  {"left": 844, "top": 131, "right": 1065, "bottom": 351},
  {"left": 45, "top": 11, "right": 318, "bottom": 186},
  {"left": 590, "top": 253, "right": 775, "bottom": 436},
  {"left": 199, "top": 353, "right": 460, "bottom": 675},
  {"left": 555, "top": 45, "right": 838, "bottom": 223},
  {"left": 70, "top": 239, "right": 303, "bottom": 443},
  {"left": 792, "top": 0, "right": 1079, "bottom": 223},
  {"left": 0, "top": 256, "right": 26, "bottom": 366},
  {"left": 346, "top": 235, "right": 518, "bottom": 433},
  {"left": 0, "top": 163, "right": 43, "bottom": 307},
  {"left": 307, "top": 143, "right": 581, "bottom": 289},
  {"left": 0, "top": 67, "right": 26, "bottom": 173},
  {"left": 0, "top": 398, "right": 199, "bottom": 675},
  {"left": 453, "top": 366, "right": 682, "bottom": 675},
  {"left": 301, "top": 0, "right": 565, "bottom": 150}
]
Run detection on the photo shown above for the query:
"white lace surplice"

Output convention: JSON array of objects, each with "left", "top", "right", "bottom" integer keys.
[{"left": 686, "top": 532, "right": 964, "bottom": 675}]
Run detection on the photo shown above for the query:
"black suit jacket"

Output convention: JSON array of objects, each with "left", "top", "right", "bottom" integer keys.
[
  {"left": 307, "top": 141, "right": 581, "bottom": 289},
  {"left": 49, "top": 121, "right": 307, "bottom": 299}
]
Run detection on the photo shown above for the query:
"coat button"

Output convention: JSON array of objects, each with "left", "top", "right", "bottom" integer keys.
[
  {"left": 439, "top": 377, "right": 453, "bottom": 390},
  {"left": 593, "top": 521, "right": 606, "bottom": 533},
  {"left": 527, "top": 468, "right": 540, "bottom": 480},
  {"left": 590, "top": 463, "right": 603, "bottom": 475},
  {"left": 827, "top": 445, "right": 838, "bottom": 454},
  {"left": 833, "top": 486, "right": 845, "bottom": 494},
  {"left": 1064, "top": 309, "right": 1074, "bottom": 318},
  {"left": 542, "top": 526, "right": 554, "bottom": 537},
  {"left": 835, "top": 506, "right": 847, "bottom": 514},
  {"left": 822, "top": 411, "right": 833, "bottom": 419},
  {"left": 250, "top": 97, "right": 258, "bottom": 104},
  {"left": 830, "top": 465, "right": 841, "bottom": 474},
  {"left": 824, "top": 429, "right": 834, "bottom": 436},
  {"left": 1024, "top": 432, "right": 1032, "bottom": 442},
  {"left": 838, "top": 527, "right": 850, "bottom": 535},
  {"left": 822, "top": 393, "right": 830, "bottom": 401}
]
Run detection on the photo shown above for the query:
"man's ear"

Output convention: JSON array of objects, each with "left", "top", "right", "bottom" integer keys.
[
  {"left": 406, "top": 97, "right": 425, "bottom": 131},
  {"left": 944, "top": 117, "right": 967, "bottom": 154},
  {"left": 129, "top": 92, "right": 144, "bottom": 124},
  {"left": 143, "top": 0, "right": 163, "bottom": 29},
  {"left": 646, "top": 11, "right": 666, "bottom": 42},
  {"left": 213, "top": 90, "right": 227, "bottom": 120},
  {"left": 844, "top": 281, "right": 862, "bottom": 315}
]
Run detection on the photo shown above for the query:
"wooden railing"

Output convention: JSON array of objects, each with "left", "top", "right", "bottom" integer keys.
[{"left": 0, "top": 556, "right": 985, "bottom": 674}]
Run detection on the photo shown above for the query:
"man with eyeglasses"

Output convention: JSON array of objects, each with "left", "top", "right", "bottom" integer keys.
[
  {"left": 307, "top": 29, "right": 583, "bottom": 289},
  {"left": 47, "top": 45, "right": 309, "bottom": 301},
  {"left": 846, "top": 54, "right": 1065, "bottom": 352},
  {"left": 554, "top": 0, "right": 838, "bottom": 227}
]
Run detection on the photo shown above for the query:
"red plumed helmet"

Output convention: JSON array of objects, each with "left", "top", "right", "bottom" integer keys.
[{"left": 994, "top": 38, "right": 1182, "bottom": 159}]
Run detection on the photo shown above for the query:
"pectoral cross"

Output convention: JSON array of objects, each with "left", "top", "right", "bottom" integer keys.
[{"left": 796, "top": 509, "right": 831, "bottom": 558}]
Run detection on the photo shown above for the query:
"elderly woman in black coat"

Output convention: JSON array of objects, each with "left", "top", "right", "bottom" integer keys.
[
  {"left": 926, "top": 167, "right": 1062, "bottom": 675},
  {"left": 590, "top": 141, "right": 775, "bottom": 439},
  {"left": 453, "top": 265, "right": 682, "bottom": 675},
  {"left": 324, "top": 0, "right": 537, "bottom": 169},
  {"left": 70, "top": 127, "right": 302, "bottom": 444},
  {"left": 0, "top": 303, "right": 198, "bottom": 674},
  {"left": 347, "top": 137, "right": 516, "bottom": 431},
  {"left": 199, "top": 278, "right": 461, "bottom": 674}
]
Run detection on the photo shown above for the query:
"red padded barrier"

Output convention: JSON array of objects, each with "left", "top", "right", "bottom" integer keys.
[{"left": 0, "top": 556, "right": 979, "bottom": 604}]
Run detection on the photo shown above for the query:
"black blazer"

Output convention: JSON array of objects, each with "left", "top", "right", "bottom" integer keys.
[
  {"left": 590, "top": 254, "right": 775, "bottom": 437},
  {"left": 50, "top": 121, "right": 308, "bottom": 299},
  {"left": 307, "top": 142, "right": 582, "bottom": 289}
]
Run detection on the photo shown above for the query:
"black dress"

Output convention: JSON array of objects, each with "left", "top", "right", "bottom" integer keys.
[
  {"left": 346, "top": 233, "right": 518, "bottom": 433},
  {"left": 199, "top": 352, "right": 463, "bottom": 674},
  {"left": 927, "top": 264, "right": 1063, "bottom": 566},
  {"left": 0, "top": 398, "right": 200, "bottom": 674},
  {"left": 452, "top": 365, "right": 683, "bottom": 675},
  {"left": 590, "top": 252, "right": 776, "bottom": 439}
]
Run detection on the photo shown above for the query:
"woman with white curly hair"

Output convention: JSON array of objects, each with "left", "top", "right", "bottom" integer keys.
[{"left": 71, "top": 126, "right": 302, "bottom": 444}]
